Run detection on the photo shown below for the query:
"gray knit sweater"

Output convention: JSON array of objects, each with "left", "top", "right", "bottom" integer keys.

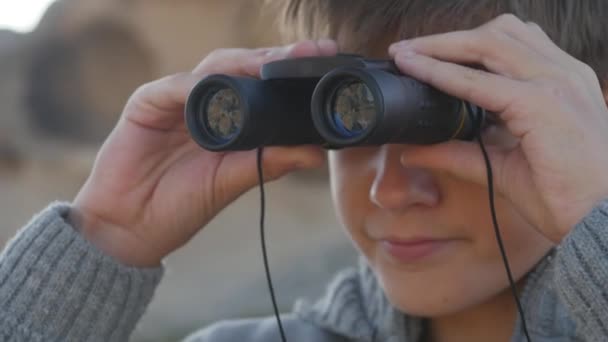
[{"left": 1, "top": 200, "right": 608, "bottom": 341}]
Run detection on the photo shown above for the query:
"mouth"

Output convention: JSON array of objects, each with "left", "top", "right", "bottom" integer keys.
[{"left": 379, "top": 237, "right": 460, "bottom": 263}]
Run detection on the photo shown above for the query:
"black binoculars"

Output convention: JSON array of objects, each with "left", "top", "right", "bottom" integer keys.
[{"left": 185, "top": 54, "right": 484, "bottom": 151}]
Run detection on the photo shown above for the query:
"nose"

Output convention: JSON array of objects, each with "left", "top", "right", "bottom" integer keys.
[{"left": 370, "top": 145, "right": 440, "bottom": 211}]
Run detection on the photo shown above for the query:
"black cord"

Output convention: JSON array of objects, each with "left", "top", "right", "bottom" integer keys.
[
  {"left": 255, "top": 108, "right": 532, "bottom": 342},
  {"left": 473, "top": 107, "right": 533, "bottom": 342},
  {"left": 257, "top": 147, "right": 288, "bottom": 342}
]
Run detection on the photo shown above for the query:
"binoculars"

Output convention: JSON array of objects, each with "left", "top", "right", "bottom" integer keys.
[{"left": 185, "top": 54, "right": 484, "bottom": 151}]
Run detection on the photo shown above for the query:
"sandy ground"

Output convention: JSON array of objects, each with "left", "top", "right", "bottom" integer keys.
[{"left": 0, "top": 157, "right": 358, "bottom": 341}]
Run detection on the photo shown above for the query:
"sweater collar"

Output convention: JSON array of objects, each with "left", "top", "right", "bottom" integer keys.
[
  {"left": 294, "top": 258, "right": 424, "bottom": 341},
  {"left": 510, "top": 250, "right": 579, "bottom": 341},
  {"left": 294, "top": 251, "right": 576, "bottom": 341}
]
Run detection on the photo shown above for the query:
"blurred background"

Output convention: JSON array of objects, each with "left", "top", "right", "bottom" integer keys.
[{"left": 0, "top": 0, "right": 357, "bottom": 340}]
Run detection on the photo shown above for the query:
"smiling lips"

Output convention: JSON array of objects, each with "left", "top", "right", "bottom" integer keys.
[{"left": 380, "top": 237, "right": 457, "bottom": 262}]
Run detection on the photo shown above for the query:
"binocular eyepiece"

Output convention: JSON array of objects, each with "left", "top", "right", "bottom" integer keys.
[{"left": 185, "top": 55, "right": 484, "bottom": 151}]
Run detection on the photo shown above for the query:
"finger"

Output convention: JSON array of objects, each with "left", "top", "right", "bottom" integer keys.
[
  {"left": 401, "top": 141, "right": 547, "bottom": 233},
  {"left": 520, "top": 21, "right": 565, "bottom": 60},
  {"left": 400, "top": 140, "right": 507, "bottom": 192},
  {"left": 513, "top": 21, "right": 605, "bottom": 108},
  {"left": 485, "top": 15, "right": 569, "bottom": 67},
  {"left": 218, "top": 145, "right": 326, "bottom": 196},
  {"left": 389, "top": 27, "right": 553, "bottom": 80},
  {"left": 490, "top": 17, "right": 601, "bottom": 94},
  {"left": 290, "top": 39, "right": 339, "bottom": 57},
  {"left": 124, "top": 72, "right": 201, "bottom": 129},
  {"left": 125, "top": 40, "right": 339, "bottom": 129},
  {"left": 192, "top": 47, "right": 286, "bottom": 78},
  {"left": 254, "top": 145, "right": 326, "bottom": 181},
  {"left": 317, "top": 39, "right": 340, "bottom": 56},
  {"left": 501, "top": 19, "right": 598, "bottom": 94},
  {"left": 193, "top": 39, "right": 338, "bottom": 78},
  {"left": 494, "top": 17, "right": 578, "bottom": 70},
  {"left": 393, "top": 52, "right": 524, "bottom": 114}
]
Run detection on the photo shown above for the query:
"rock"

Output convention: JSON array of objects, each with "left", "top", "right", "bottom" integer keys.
[
  {"left": 0, "top": 30, "right": 21, "bottom": 53},
  {"left": 1, "top": 0, "right": 281, "bottom": 149}
]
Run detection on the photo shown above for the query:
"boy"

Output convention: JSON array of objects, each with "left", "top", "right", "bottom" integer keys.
[{"left": 2, "top": 0, "right": 608, "bottom": 341}]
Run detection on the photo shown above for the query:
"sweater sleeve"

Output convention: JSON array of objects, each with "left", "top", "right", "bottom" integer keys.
[
  {"left": 0, "top": 202, "right": 164, "bottom": 342},
  {"left": 553, "top": 198, "right": 608, "bottom": 340}
]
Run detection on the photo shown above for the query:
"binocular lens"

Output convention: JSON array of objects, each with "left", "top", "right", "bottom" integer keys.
[
  {"left": 202, "top": 88, "right": 243, "bottom": 142},
  {"left": 186, "top": 60, "right": 481, "bottom": 151},
  {"left": 329, "top": 80, "right": 377, "bottom": 138}
]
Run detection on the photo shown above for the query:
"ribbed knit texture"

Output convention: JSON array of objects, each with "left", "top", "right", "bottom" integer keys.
[
  {"left": 2, "top": 199, "right": 608, "bottom": 341},
  {"left": 554, "top": 200, "right": 608, "bottom": 342},
  {"left": 292, "top": 200, "right": 608, "bottom": 341},
  {"left": 0, "top": 202, "right": 164, "bottom": 342},
  {"left": 294, "top": 261, "right": 425, "bottom": 342}
]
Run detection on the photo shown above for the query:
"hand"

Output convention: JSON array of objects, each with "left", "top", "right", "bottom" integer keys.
[
  {"left": 70, "top": 40, "right": 337, "bottom": 267},
  {"left": 389, "top": 14, "right": 608, "bottom": 243}
]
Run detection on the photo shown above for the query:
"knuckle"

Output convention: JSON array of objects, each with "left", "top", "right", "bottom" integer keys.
[
  {"left": 462, "top": 29, "right": 493, "bottom": 61},
  {"left": 201, "top": 48, "right": 242, "bottom": 66},
  {"left": 124, "top": 82, "right": 153, "bottom": 109},
  {"left": 129, "top": 72, "right": 189, "bottom": 100},
  {"left": 193, "top": 48, "right": 231, "bottom": 73},
  {"left": 257, "top": 46, "right": 288, "bottom": 62},
  {"left": 463, "top": 67, "right": 487, "bottom": 82},
  {"left": 578, "top": 62, "right": 599, "bottom": 81},
  {"left": 539, "top": 77, "right": 569, "bottom": 101},
  {"left": 526, "top": 21, "right": 546, "bottom": 34},
  {"left": 561, "top": 69, "right": 586, "bottom": 89},
  {"left": 481, "top": 27, "right": 507, "bottom": 49},
  {"left": 477, "top": 27, "right": 500, "bottom": 46},
  {"left": 163, "top": 72, "right": 190, "bottom": 83},
  {"left": 493, "top": 13, "right": 524, "bottom": 29},
  {"left": 472, "top": 26, "right": 510, "bottom": 62},
  {"left": 488, "top": 14, "right": 533, "bottom": 41},
  {"left": 206, "top": 48, "right": 230, "bottom": 61},
  {"left": 194, "top": 47, "right": 265, "bottom": 76},
  {"left": 132, "top": 81, "right": 153, "bottom": 98},
  {"left": 461, "top": 69, "right": 489, "bottom": 101},
  {"left": 424, "top": 59, "right": 444, "bottom": 84}
]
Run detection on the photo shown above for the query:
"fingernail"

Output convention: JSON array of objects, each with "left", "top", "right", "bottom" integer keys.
[
  {"left": 317, "top": 39, "right": 338, "bottom": 55},
  {"left": 389, "top": 40, "right": 410, "bottom": 54},
  {"left": 280, "top": 44, "right": 295, "bottom": 55},
  {"left": 265, "top": 45, "right": 294, "bottom": 61},
  {"left": 396, "top": 49, "right": 417, "bottom": 60},
  {"left": 262, "top": 48, "right": 276, "bottom": 57},
  {"left": 317, "top": 38, "right": 335, "bottom": 47}
]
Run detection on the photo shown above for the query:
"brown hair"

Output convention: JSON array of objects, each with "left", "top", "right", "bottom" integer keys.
[{"left": 267, "top": 0, "right": 608, "bottom": 84}]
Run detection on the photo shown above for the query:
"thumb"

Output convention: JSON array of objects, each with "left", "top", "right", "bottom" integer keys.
[
  {"left": 247, "top": 145, "right": 326, "bottom": 183},
  {"left": 218, "top": 145, "right": 326, "bottom": 199},
  {"left": 401, "top": 140, "right": 509, "bottom": 192}
]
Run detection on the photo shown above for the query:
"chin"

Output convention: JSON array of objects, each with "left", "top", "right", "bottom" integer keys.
[
  {"left": 382, "top": 284, "right": 474, "bottom": 317},
  {"left": 373, "top": 261, "right": 498, "bottom": 318}
]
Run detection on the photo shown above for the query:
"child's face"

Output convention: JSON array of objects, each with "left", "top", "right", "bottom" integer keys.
[{"left": 328, "top": 111, "right": 554, "bottom": 316}]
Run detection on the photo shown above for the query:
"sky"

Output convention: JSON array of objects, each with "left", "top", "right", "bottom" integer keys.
[{"left": 0, "top": 0, "right": 56, "bottom": 32}]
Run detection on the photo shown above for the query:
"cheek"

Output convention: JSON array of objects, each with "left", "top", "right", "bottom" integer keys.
[
  {"left": 446, "top": 181, "right": 554, "bottom": 288},
  {"left": 376, "top": 181, "right": 554, "bottom": 316},
  {"left": 329, "top": 150, "right": 554, "bottom": 317},
  {"left": 465, "top": 194, "right": 553, "bottom": 267},
  {"left": 328, "top": 150, "right": 375, "bottom": 250}
]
